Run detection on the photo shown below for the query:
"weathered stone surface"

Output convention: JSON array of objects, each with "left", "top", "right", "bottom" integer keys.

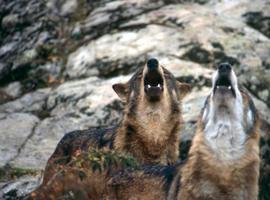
[
  {"left": 0, "top": 174, "right": 42, "bottom": 200},
  {"left": 9, "top": 116, "right": 87, "bottom": 169},
  {"left": 2, "top": 81, "right": 22, "bottom": 99},
  {"left": 0, "top": 113, "right": 39, "bottom": 167},
  {"left": 9, "top": 76, "right": 126, "bottom": 169},
  {"left": 0, "top": 88, "right": 51, "bottom": 114}
]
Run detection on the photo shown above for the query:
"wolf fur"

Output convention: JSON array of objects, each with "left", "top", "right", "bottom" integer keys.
[
  {"left": 105, "top": 64, "right": 260, "bottom": 200},
  {"left": 28, "top": 64, "right": 259, "bottom": 200},
  {"left": 177, "top": 64, "right": 260, "bottom": 200},
  {"left": 40, "top": 58, "right": 191, "bottom": 185}
]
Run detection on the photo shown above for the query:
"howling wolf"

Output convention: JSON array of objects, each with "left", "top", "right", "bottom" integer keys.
[
  {"left": 100, "top": 63, "right": 259, "bottom": 200},
  {"left": 177, "top": 63, "right": 260, "bottom": 200},
  {"left": 41, "top": 58, "right": 191, "bottom": 185}
]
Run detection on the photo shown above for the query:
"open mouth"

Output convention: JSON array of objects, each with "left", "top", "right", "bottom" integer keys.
[
  {"left": 144, "top": 70, "right": 164, "bottom": 102},
  {"left": 214, "top": 74, "right": 236, "bottom": 97}
]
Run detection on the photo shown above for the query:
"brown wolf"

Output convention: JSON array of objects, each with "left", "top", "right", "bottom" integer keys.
[
  {"left": 98, "top": 64, "right": 260, "bottom": 200},
  {"left": 28, "top": 63, "right": 259, "bottom": 200},
  {"left": 104, "top": 63, "right": 260, "bottom": 200},
  {"left": 41, "top": 58, "right": 191, "bottom": 185},
  {"left": 174, "top": 63, "right": 260, "bottom": 200},
  {"left": 103, "top": 63, "right": 260, "bottom": 200}
]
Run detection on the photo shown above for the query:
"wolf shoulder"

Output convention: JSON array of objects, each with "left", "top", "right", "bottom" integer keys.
[{"left": 53, "top": 125, "right": 118, "bottom": 154}]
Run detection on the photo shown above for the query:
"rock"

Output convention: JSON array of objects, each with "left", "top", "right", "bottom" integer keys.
[
  {"left": 1, "top": 14, "right": 19, "bottom": 28},
  {"left": 78, "top": 0, "right": 164, "bottom": 39},
  {"left": 9, "top": 76, "right": 126, "bottom": 169},
  {"left": 2, "top": 82, "right": 22, "bottom": 98},
  {"left": 0, "top": 0, "right": 62, "bottom": 85},
  {"left": 9, "top": 115, "right": 88, "bottom": 169},
  {"left": 239, "top": 68, "right": 270, "bottom": 108},
  {"left": 47, "top": 76, "right": 128, "bottom": 116},
  {"left": 0, "top": 174, "right": 42, "bottom": 200},
  {"left": 0, "top": 91, "right": 13, "bottom": 104},
  {"left": 0, "top": 88, "right": 51, "bottom": 115},
  {"left": 0, "top": 63, "right": 9, "bottom": 81},
  {"left": 65, "top": 1, "right": 270, "bottom": 80},
  {"left": 60, "top": 0, "right": 78, "bottom": 16},
  {"left": 181, "top": 87, "right": 211, "bottom": 141},
  {"left": 0, "top": 42, "right": 18, "bottom": 58},
  {"left": 0, "top": 113, "right": 39, "bottom": 167}
]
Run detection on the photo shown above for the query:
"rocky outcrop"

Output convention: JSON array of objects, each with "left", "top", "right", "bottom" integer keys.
[{"left": 0, "top": 0, "right": 270, "bottom": 199}]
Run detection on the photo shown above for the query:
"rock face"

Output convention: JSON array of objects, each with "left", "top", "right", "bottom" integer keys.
[
  {"left": 0, "top": 0, "right": 270, "bottom": 199},
  {"left": 0, "top": 113, "right": 39, "bottom": 167}
]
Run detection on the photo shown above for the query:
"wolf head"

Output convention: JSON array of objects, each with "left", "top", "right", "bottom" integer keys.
[
  {"left": 202, "top": 63, "right": 258, "bottom": 134},
  {"left": 201, "top": 63, "right": 259, "bottom": 160},
  {"left": 113, "top": 58, "right": 191, "bottom": 119}
]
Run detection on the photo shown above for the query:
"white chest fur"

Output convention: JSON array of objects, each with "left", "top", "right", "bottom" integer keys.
[{"left": 203, "top": 101, "right": 246, "bottom": 161}]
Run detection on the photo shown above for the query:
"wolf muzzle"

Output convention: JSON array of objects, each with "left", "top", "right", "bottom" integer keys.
[
  {"left": 144, "top": 58, "right": 164, "bottom": 102},
  {"left": 213, "top": 63, "right": 236, "bottom": 97}
]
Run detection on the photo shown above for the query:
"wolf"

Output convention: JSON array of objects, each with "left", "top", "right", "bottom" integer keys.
[
  {"left": 102, "top": 63, "right": 260, "bottom": 200},
  {"left": 40, "top": 58, "right": 191, "bottom": 185},
  {"left": 28, "top": 63, "right": 259, "bottom": 200},
  {"left": 177, "top": 63, "right": 260, "bottom": 200}
]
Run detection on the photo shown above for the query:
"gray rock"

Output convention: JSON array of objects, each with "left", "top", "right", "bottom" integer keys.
[
  {"left": 47, "top": 0, "right": 79, "bottom": 17},
  {"left": 9, "top": 115, "right": 87, "bottom": 169},
  {"left": 181, "top": 87, "right": 211, "bottom": 141},
  {"left": 47, "top": 76, "right": 128, "bottom": 118},
  {"left": 10, "top": 76, "right": 127, "bottom": 169},
  {"left": 0, "top": 62, "right": 11, "bottom": 81},
  {"left": 0, "top": 113, "right": 39, "bottom": 167},
  {"left": 2, "top": 81, "right": 22, "bottom": 98},
  {"left": 1, "top": 14, "right": 19, "bottom": 28},
  {"left": 0, "top": 42, "right": 18, "bottom": 58},
  {"left": 65, "top": 1, "right": 270, "bottom": 80},
  {"left": 0, "top": 88, "right": 51, "bottom": 114},
  {"left": 60, "top": 0, "right": 78, "bottom": 16},
  {"left": 0, "top": 174, "right": 42, "bottom": 199}
]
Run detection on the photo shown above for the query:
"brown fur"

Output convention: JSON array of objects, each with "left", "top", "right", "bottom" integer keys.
[
  {"left": 178, "top": 91, "right": 260, "bottom": 200},
  {"left": 113, "top": 65, "right": 190, "bottom": 165},
  {"left": 30, "top": 59, "right": 191, "bottom": 198},
  {"left": 105, "top": 69, "right": 261, "bottom": 200},
  {"left": 29, "top": 66, "right": 260, "bottom": 200}
]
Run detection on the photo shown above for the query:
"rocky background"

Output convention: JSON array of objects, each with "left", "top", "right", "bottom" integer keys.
[{"left": 0, "top": 0, "right": 269, "bottom": 199}]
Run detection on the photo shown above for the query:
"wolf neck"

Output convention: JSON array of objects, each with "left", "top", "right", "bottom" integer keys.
[
  {"left": 179, "top": 101, "right": 259, "bottom": 200},
  {"left": 137, "top": 103, "right": 173, "bottom": 140},
  {"left": 203, "top": 98, "right": 246, "bottom": 161},
  {"left": 114, "top": 95, "right": 181, "bottom": 164}
]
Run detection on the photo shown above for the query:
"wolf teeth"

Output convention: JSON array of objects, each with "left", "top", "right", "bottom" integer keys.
[
  {"left": 217, "top": 86, "right": 220, "bottom": 89},
  {"left": 147, "top": 84, "right": 151, "bottom": 89},
  {"left": 157, "top": 84, "right": 161, "bottom": 88},
  {"left": 228, "top": 86, "right": 231, "bottom": 90}
]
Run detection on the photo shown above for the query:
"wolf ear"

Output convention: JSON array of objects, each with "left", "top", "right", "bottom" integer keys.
[
  {"left": 177, "top": 82, "right": 192, "bottom": 99},
  {"left": 112, "top": 83, "right": 128, "bottom": 102}
]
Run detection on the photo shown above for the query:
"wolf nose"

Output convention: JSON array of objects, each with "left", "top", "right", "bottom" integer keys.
[
  {"left": 147, "top": 58, "right": 159, "bottom": 71},
  {"left": 218, "top": 63, "right": 231, "bottom": 74}
]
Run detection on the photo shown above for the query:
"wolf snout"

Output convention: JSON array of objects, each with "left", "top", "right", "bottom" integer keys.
[
  {"left": 213, "top": 63, "right": 236, "bottom": 97},
  {"left": 144, "top": 58, "right": 164, "bottom": 101},
  {"left": 147, "top": 58, "right": 159, "bottom": 71},
  {"left": 218, "top": 63, "right": 231, "bottom": 75}
]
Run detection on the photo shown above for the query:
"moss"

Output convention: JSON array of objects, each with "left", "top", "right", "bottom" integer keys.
[{"left": 0, "top": 165, "right": 38, "bottom": 182}]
